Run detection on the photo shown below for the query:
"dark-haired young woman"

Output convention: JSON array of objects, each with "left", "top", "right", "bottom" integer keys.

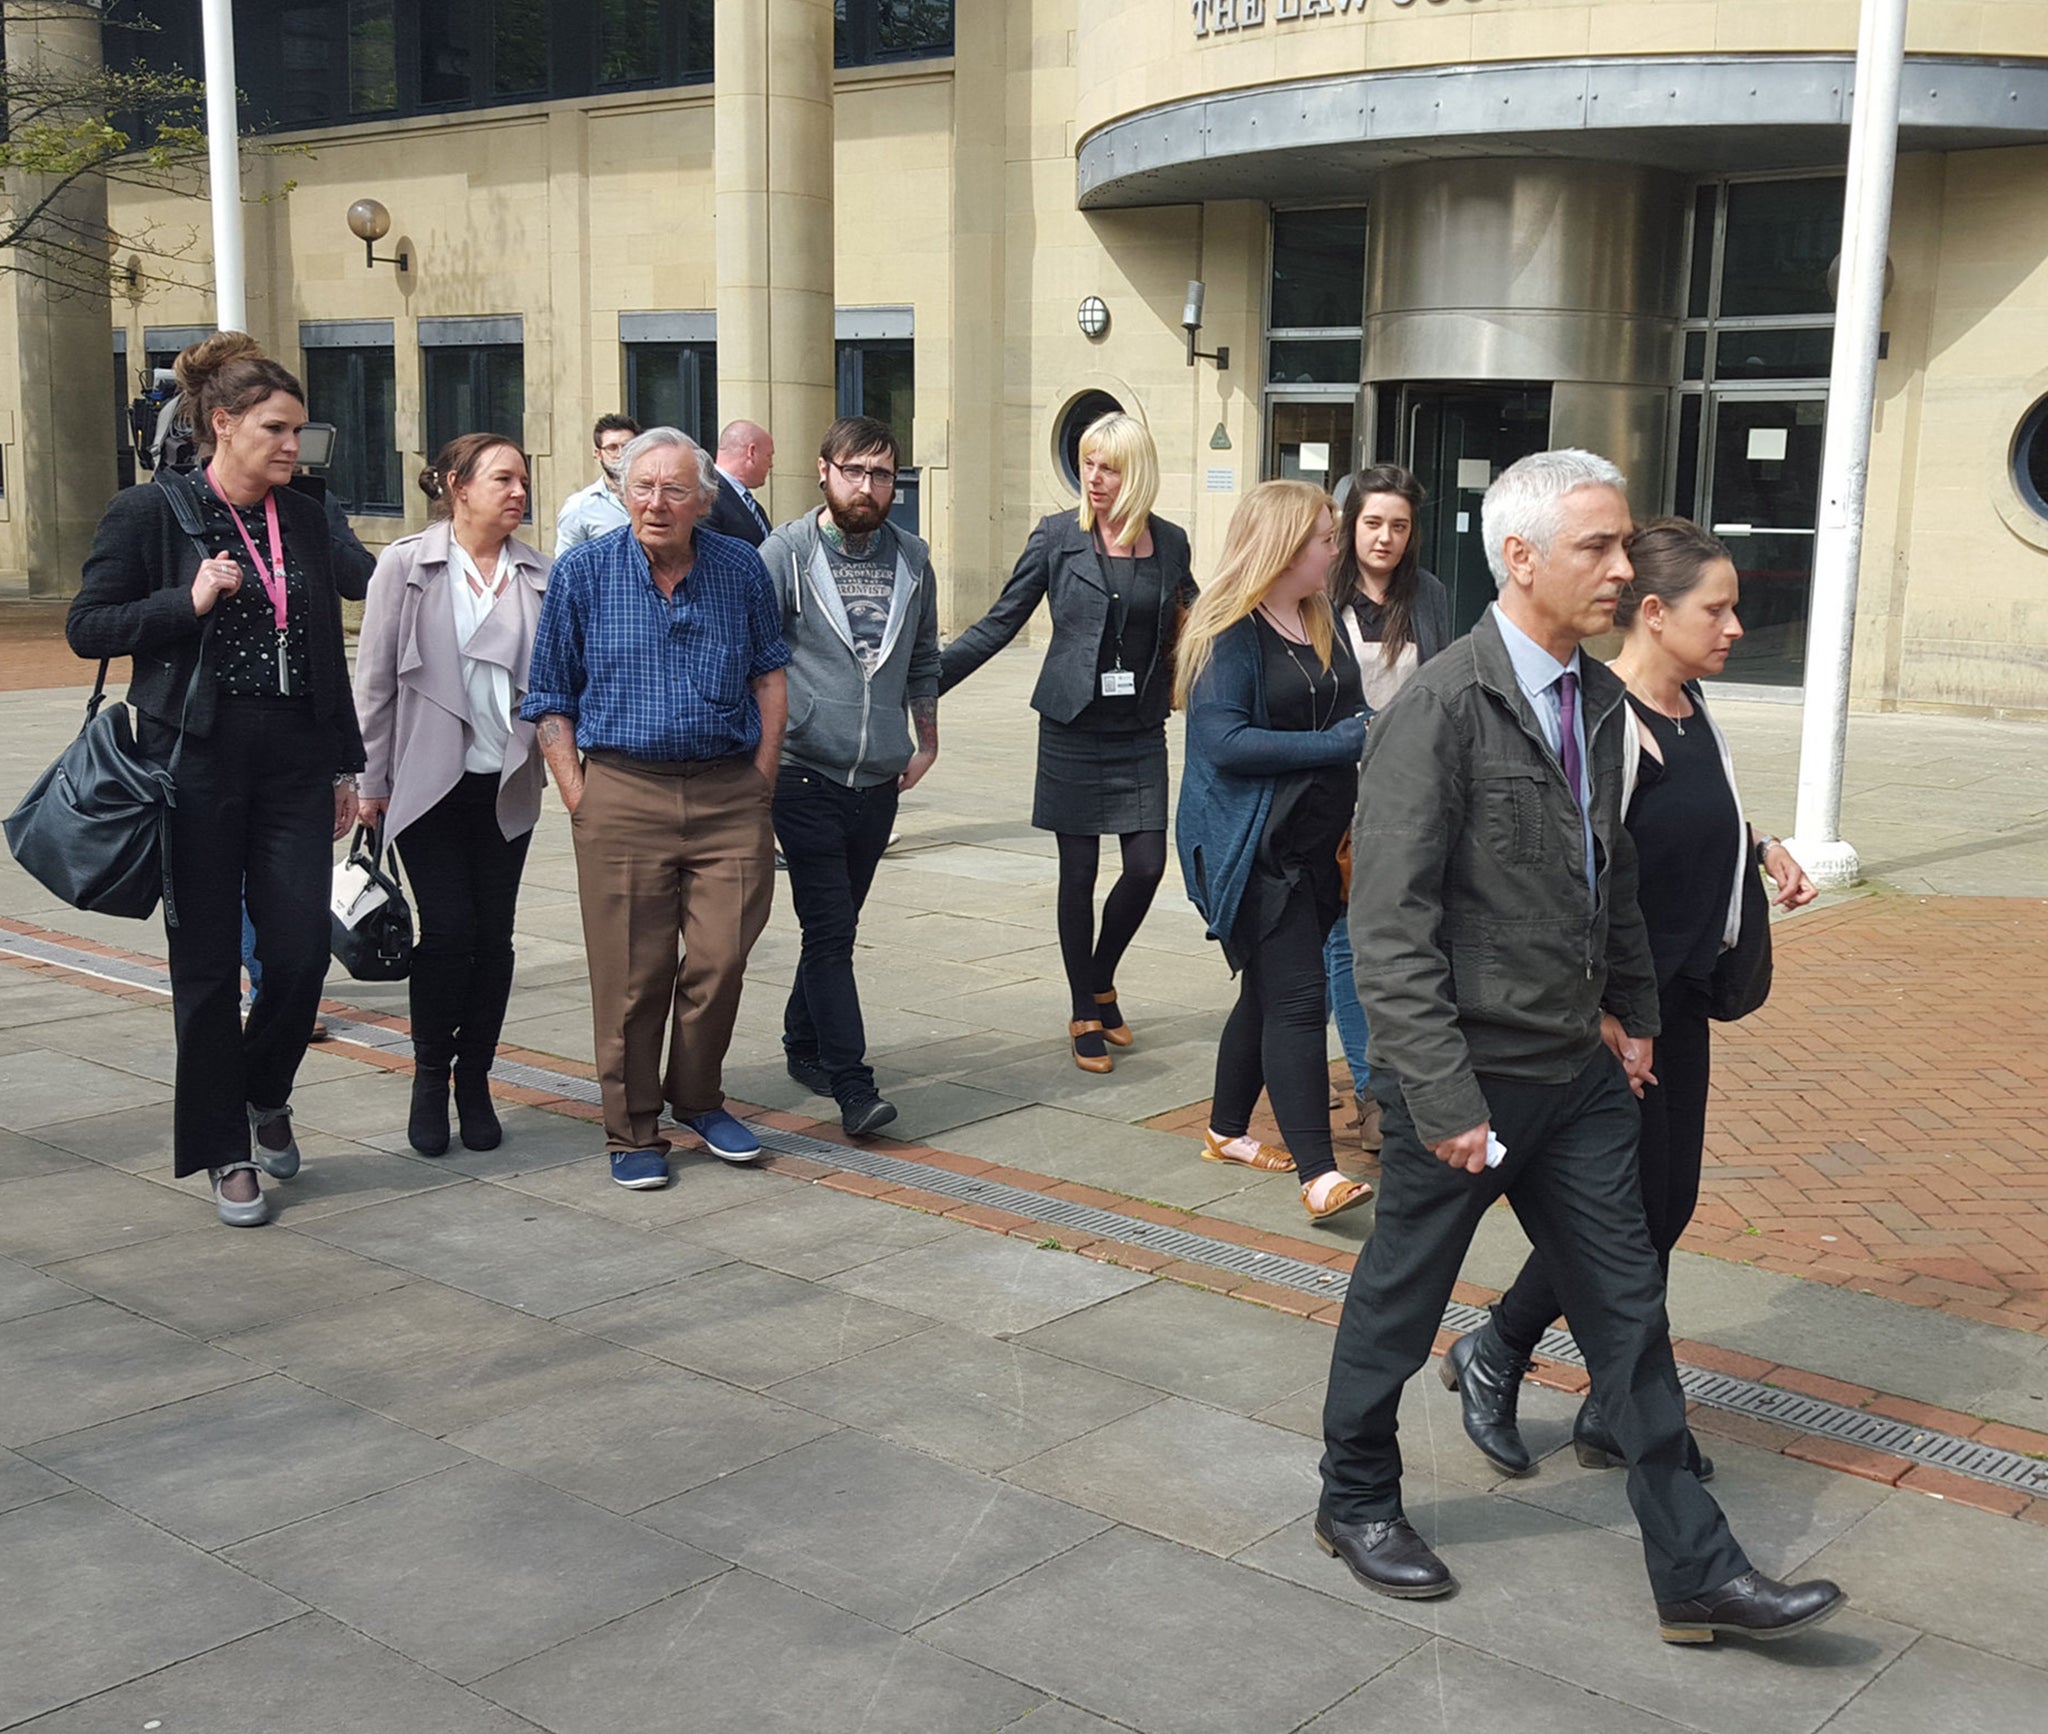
[
  {"left": 1324, "top": 466, "right": 1451, "bottom": 1156},
  {"left": 354, "top": 436, "right": 550, "bottom": 1157},
  {"left": 66, "top": 333, "right": 364, "bottom": 1226},
  {"left": 1443, "top": 518, "right": 1816, "bottom": 1479}
]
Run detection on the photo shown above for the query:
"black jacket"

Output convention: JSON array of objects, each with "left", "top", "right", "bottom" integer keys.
[
  {"left": 939, "top": 510, "right": 1198, "bottom": 727},
  {"left": 704, "top": 472, "right": 769, "bottom": 547},
  {"left": 1349, "top": 608, "right": 1658, "bottom": 1145},
  {"left": 66, "top": 481, "right": 367, "bottom": 773}
]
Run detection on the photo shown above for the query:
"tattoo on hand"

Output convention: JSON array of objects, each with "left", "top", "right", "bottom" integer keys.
[{"left": 911, "top": 697, "right": 938, "bottom": 755}]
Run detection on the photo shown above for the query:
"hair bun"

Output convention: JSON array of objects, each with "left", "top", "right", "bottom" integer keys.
[
  {"left": 173, "top": 330, "right": 266, "bottom": 399},
  {"left": 417, "top": 465, "right": 445, "bottom": 503}
]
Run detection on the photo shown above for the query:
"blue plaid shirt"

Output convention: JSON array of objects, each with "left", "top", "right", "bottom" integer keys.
[{"left": 522, "top": 524, "right": 790, "bottom": 760}]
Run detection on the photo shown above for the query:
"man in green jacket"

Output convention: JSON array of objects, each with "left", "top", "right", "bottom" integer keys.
[{"left": 1314, "top": 450, "right": 1845, "bottom": 1646}]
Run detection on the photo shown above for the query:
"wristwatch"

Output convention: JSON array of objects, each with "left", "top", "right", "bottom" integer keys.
[{"left": 1754, "top": 833, "right": 1780, "bottom": 866}]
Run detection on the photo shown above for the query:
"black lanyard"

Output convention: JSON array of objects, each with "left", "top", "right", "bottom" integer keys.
[{"left": 1090, "top": 530, "right": 1137, "bottom": 671}]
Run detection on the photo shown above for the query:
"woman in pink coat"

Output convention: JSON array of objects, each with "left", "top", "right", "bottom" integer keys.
[{"left": 354, "top": 434, "right": 550, "bottom": 1157}]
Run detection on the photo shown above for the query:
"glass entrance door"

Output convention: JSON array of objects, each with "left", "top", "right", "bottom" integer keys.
[
  {"left": 1382, "top": 383, "right": 1553, "bottom": 637},
  {"left": 1703, "top": 391, "right": 1825, "bottom": 687},
  {"left": 1266, "top": 399, "right": 1356, "bottom": 493}
]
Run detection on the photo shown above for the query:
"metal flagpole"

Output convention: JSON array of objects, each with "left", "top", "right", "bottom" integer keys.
[
  {"left": 199, "top": 0, "right": 247, "bottom": 332},
  {"left": 1788, "top": 0, "right": 1910, "bottom": 887}
]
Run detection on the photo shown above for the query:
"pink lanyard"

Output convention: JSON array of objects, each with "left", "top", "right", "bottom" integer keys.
[{"left": 203, "top": 466, "right": 288, "bottom": 633}]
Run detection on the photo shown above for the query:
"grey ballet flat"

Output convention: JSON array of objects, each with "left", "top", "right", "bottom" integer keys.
[
  {"left": 247, "top": 1103, "right": 300, "bottom": 1180},
  {"left": 208, "top": 1162, "right": 270, "bottom": 1227}
]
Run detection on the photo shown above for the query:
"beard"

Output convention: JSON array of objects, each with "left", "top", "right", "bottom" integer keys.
[
  {"left": 827, "top": 494, "right": 888, "bottom": 536},
  {"left": 600, "top": 457, "right": 625, "bottom": 482}
]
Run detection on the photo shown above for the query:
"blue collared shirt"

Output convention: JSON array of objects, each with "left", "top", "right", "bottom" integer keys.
[
  {"left": 1490, "top": 603, "right": 1595, "bottom": 894},
  {"left": 553, "top": 478, "right": 631, "bottom": 553},
  {"left": 523, "top": 524, "right": 790, "bottom": 761}
]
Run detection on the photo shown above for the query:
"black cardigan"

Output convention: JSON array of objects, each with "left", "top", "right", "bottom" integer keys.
[{"left": 66, "top": 481, "right": 367, "bottom": 773}]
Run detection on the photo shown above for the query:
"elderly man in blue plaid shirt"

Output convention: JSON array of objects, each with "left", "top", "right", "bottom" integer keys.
[{"left": 524, "top": 427, "right": 790, "bottom": 1191}]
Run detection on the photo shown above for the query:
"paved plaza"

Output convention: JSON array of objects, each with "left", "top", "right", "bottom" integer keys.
[{"left": 2, "top": 629, "right": 2047, "bottom": 1731}]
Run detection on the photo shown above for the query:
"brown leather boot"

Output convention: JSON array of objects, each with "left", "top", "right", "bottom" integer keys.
[{"left": 1349, "top": 1090, "right": 1384, "bottom": 1155}]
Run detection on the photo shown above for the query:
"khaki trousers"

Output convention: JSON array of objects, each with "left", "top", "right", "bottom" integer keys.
[{"left": 572, "top": 753, "right": 774, "bottom": 1152}]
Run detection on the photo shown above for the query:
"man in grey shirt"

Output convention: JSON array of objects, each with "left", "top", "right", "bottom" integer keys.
[{"left": 553, "top": 414, "right": 637, "bottom": 552}]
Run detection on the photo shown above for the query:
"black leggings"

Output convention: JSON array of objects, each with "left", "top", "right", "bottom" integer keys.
[
  {"left": 1208, "top": 875, "right": 1338, "bottom": 1185},
  {"left": 1055, "top": 830, "right": 1167, "bottom": 1018},
  {"left": 1493, "top": 975, "right": 1714, "bottom": 1357}
]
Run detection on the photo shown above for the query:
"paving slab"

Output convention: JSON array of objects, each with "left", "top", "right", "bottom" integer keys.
[
  {"left": 26, "top": 1374, "right": 466, "bottom": 1549},
  {"left": 822, "top": 1232, "right": 1152, "bottom": 1335},
  {"left": 1806, "top": 1493, "right": 2048, "bottom": 1671},
  {"left": 0, "top": 1254, "right": 85, "bottom": 1323},
  {"left": 359, "top": 1102, "right": 608, "bottom": 1177},
  {"left": 673, "top": 1181, "right": 966, "bottom": 1280},
  {"left": 0, "top": 1048, "right": 172, "bottom": 1129},
  {"left": 1001, "top": 1706, "right": 1135, "bottom": 1733},
  {"left": 1005, "top": 1396, "right": 1322, "bottom": 1556},
  {"left": 495, "top": 1147, "right": 801, "bottom": 1226},
  {"left": 13, "top": 1612, "right": 541, "bottom": 1734},
  {"left": 920, "top": 1525, "right": 1420, "bottom": 1734},
  {"left": 1301, "top": 1638, "right": 1688, "bottom": 1733},
  {"left": 1816, "top": 1632, "right": 2048, "bottom": 1734},
  {"left": 0, "top": 1490, "right": 300, "bottom": 1727},
  {"left": 1016, "top": 1278, "right": 1337, "bottom": 1414},
  {"left": 0, "top": 1297, "right": 260, "bottom": 1448},
  {"left": 0, "top": 1444, "right": 66, "bottom": 1514},
  {"left": 0, "top": 1127, "right": 81, "bottom": 1182},
  {"left": 0, "top": 1164, "right": 214, "bottom": 1265},
  {"left": 218, "top": 1281, "right": 650, "bottom": 1435},
  {"left": 934, "top": 1103, "right": 1259, "bottom": 1210},
  {"left": 0, "top": 978, "right": 143, "bottom": 1034},
  {"left": 563, "top": 1261, "right": 933, "bottom": 1390},
  {"left": 1235, "top": 1489, "right": 1917, "bottom": 1734},
  {"left": 445, "top": 1358, "right": 837, "bottom": 1514},
  {"left": 298, "top": 1182, "right": 719, "bottom": 1318},
  {"left": 768, "top": 1324, "right": 1161, "bottom": 1474},
  {"left": 45, "top": 1222, "right": 410, "bottom": 1338},
  {"left": 223, "top": 1460, "right": 726, "bottom": 1684}
]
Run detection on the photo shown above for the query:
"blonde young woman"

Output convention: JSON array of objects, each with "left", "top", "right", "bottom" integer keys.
[
  {"left": 1175, "top": 480, "right": 1371, "bottom": 1222},
  {"left": 941, "top": 413, "right": 1199, "bottom": 1071}
]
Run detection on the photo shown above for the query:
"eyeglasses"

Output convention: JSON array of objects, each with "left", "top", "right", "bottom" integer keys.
[
  {"left": 626, "top": 482, "right": 700, "bottom": 505},
  {"left": 827, "top": 460, "right": 898, "bottom": 492}
]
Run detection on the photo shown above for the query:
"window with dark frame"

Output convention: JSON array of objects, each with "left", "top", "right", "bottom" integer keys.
[
  {"left": 623, "top": 341, "right": 719, "bottom": 452},
  {"left": 836, "top": 338, "right": 914, "bottom": 465},
  {"left": 423, "top": 342, "right": 525, "bottom": 463},
  {"left": 303, "top": 342, "right": 404, "bottom": 515}
]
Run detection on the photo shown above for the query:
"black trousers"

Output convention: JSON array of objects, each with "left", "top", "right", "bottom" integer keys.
[
  {"left": 147, "top": 699, "right": 334, "bottom": 1179},
  {"left": 394, "top": 772, "right": 533, "bottom": 1071},
  {"left": 1494, "top": 977, "right": 1714, "bottom": 1355},
  {"left": 1210, "top": 875, "right": 1338, "bottom": 1185},
  {"left": 1318, "top": 1051, "right": 1750, "bottom": 1603},
  {"left": 773, "top": 765, "right": 898, "bottom": 1098}
]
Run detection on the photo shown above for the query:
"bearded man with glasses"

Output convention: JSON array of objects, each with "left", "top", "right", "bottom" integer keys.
[{"left": 523, "top": 427, "right": 790, "bottom": 1191}]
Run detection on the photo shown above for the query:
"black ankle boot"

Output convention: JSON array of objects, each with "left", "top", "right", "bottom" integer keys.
[
  {"left": 1438, "top": 1319, "right": 1535, "bottom": 1476},
  {"left": 1573, "top": 1393, "right": 1716, "bottom": 1482},
  {"left": 409, "top": 1065, "right": 452, "bottom": 1157},
  {"left": 453, "top": 1059, "right": 502, "bottom": 1151}
]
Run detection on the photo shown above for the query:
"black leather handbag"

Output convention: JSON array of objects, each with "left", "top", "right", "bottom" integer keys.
[
  {"left": 1708, "top": 861, "right": 1774, "bottom": 1023},
  {"left": 329, "top": 823, "right": 415, "bottom": 981}
]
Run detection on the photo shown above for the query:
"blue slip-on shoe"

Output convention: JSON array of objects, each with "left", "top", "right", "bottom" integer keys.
[
  {"left": 679, "top": 1107, "right": 762, "bottom": 1164},
  {"left": 610, "top": 1147, "right": 672, "bottom": 1190}
]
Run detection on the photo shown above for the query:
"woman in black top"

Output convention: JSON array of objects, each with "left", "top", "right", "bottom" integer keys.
[
  {"left": 941, "top": 414, "right": 1199, "bottom": 1073},
  {"left": 67, "top": 334, "right": 364, "bottom": 1227},
  {"left": 1469, "top": 519, "right": 1815, "bottom": 1471}
]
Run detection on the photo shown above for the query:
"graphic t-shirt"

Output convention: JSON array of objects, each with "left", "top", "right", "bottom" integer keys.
[{"left": 823, "top": 525, "right": 896, "bottom": 672}]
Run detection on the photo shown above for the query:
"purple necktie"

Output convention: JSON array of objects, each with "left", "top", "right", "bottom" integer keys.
[{"left": 1557, "top": 669, "right": 1584, "bottom": 812}]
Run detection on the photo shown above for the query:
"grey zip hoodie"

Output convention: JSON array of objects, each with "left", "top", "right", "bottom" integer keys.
[{"left": 760, "top": 510, "right": 942, "bottom": 788}]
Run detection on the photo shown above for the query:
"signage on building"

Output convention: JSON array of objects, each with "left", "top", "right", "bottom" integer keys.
[{"left": 1193, "top": 0, "right": 1483, "bottom": 38}]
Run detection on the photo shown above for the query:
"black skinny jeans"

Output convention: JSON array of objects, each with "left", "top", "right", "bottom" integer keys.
[
  {"left": 394, "top": 772, "right": 533, "bottom": 1073},
  {"left": 144, "top": 699, "right": 334, "bottom": 1178},
  {"left": 1209, "top": 875, "right": 1339, "bottom": 1185},
  {"left": 1492, "top": 975, "right": 1715, "bottom": 1358},
  {"left": 774, "top": 765, "right": 898, "bottom": 1099}
]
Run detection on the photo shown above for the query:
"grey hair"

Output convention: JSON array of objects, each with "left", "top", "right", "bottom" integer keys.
[
  {"left": 619, "top": 426, "right": 719, "bottom": 507},
  {"left": 1481, "top": 449, "right": 1628, "bottom": 588}
]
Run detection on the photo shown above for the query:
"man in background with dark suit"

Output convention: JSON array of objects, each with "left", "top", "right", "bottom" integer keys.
[{"left": 707, "top": 420, "right": 775, "bottom": 547}]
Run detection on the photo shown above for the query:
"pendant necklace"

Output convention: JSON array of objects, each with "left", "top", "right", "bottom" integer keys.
[{"left": 1260, "top": 606, "right": 1335, "bottom": 732}]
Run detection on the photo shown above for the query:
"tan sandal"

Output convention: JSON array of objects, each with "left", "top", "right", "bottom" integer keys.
[
  {"left": 1302, "top": 1170, "right": 1373, "bottom": 1221},
  {"left": 1202, "top": 1130, "right": 1296, "bottom": 1173},
  {"left": 1093, "top": 989, "right": 1135, "bottom": 1048},
  {"left": 1068, "top": 1019, "right": 1115, "bottom": 1075}
]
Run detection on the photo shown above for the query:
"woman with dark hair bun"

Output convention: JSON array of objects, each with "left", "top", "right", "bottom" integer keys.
[
  {"left": 354, "top": 434, "right": 549, "bottom": 1157},
  {"left": 66, "top": 331, "right": 365, "bottom": 1227},
  {"left": 1324, "top": 465, "right": 1452, "bottom": 1159}
]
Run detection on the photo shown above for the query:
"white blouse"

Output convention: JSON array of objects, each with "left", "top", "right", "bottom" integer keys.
[{"left": 449, "top": 543, "right": 515, "bottom": 776}]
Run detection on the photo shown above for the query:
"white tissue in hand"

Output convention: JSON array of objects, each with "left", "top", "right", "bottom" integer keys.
[{"left": 1484, "top": 1132, "right": 1507, "bottom": 1170}]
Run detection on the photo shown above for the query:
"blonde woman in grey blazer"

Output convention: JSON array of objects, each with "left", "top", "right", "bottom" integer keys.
[{"left": 353, "top": 435, "right": 550, "bottom": 1158}]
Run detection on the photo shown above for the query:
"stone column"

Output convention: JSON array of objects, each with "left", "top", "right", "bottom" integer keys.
[
  {"left": 3, "top": 2, "right": 119, "bottom": 596},
  {"left": 714, "top": 0, "right": 836, "bottom": 522}
]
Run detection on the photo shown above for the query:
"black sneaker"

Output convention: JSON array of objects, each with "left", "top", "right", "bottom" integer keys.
[
  {"left": 785, "top": 1052, "right": 834, "bottom": 1097},
  {"left": 840, "top": 1093, "right": 898, "bottom": 1138}
]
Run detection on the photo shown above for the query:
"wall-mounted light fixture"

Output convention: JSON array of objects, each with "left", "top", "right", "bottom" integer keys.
[
  {"left": 346, "top": 199, "right": 410, "bottom": 273},
  {"left": 1182, "top": 280, "right": 1228, "bottom": 371},
  {"left": 1077, "top": 296, "right": 1110, "bottom": 340}
]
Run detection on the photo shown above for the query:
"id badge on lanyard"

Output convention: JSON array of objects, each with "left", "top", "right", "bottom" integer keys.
[{"left": 205, "top": 468, "right": 292, "bottom": 693}]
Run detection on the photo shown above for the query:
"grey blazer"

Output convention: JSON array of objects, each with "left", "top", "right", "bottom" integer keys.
[
  {"left": 353, "top": 520, "right": 551, "bottom": 842},
  {"left": 939, "top": 510, "right": 1198, "bottom": 727}
]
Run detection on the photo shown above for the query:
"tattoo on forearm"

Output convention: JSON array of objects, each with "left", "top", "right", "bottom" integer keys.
[
  {"left": 536, "top": 716, "right": 566, "bottom": 748},
  {"left": 911, "top": 697, "right": 938, "bottom": 754}
]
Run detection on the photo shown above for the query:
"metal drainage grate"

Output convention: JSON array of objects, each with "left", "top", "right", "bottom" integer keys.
[{"left": 8, "top": 930, "right": 2048, "bottom": 1500}]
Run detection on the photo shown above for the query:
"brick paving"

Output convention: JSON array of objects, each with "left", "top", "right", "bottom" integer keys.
[{"left": 0, "top": 603, "right": 100, "bottom": 691}]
